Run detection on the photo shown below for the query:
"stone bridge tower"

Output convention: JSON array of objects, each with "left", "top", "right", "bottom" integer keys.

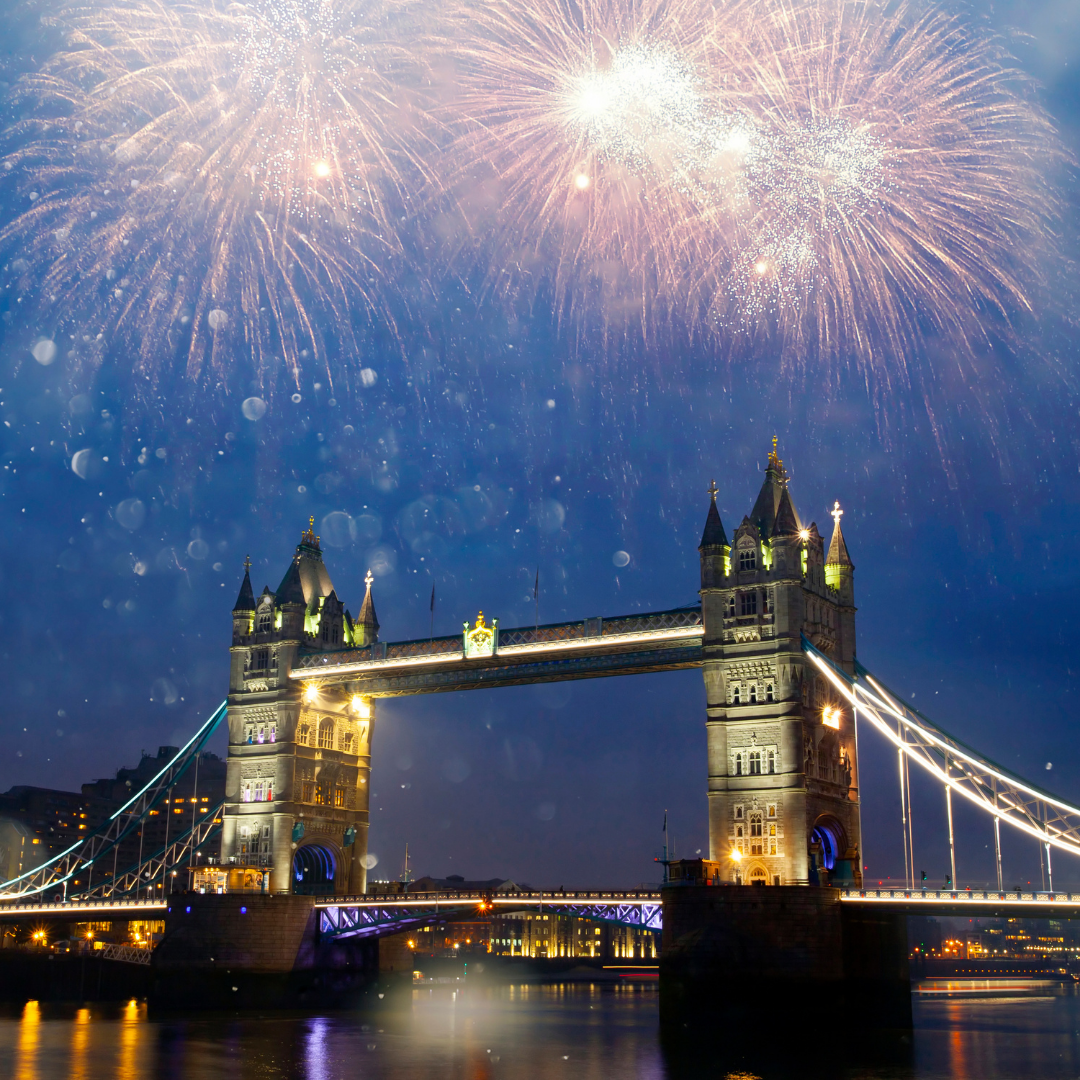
[
  {"left": 700, "top": 445, "right": 860, "bottom": 886},
  {"left": 221, "top": 521, "right": 378, "bottom": 895}
]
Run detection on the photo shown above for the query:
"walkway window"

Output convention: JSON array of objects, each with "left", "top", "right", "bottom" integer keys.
[{"left": 740, "top": 592, "right": 758, "bottom": 616}]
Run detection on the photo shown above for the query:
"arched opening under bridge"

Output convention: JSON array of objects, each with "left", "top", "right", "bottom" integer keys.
[{"left": 293, "top": 844, "right": 336, "bottom": 895}]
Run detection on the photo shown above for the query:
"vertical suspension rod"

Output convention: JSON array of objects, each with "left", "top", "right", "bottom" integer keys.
[
  {"left": 897, "top": 721, "right": 911, "bottom": 890},
  {"left": 993, "top": 778, "right": 1003, "bottom": 893},
  {"left": 945, "top": 750, "right": 956, "bottom": 890}
]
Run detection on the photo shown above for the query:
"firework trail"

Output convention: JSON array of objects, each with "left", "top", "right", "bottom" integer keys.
[{"left": 0, "top": 0, "right": 431, "bottom": 394}]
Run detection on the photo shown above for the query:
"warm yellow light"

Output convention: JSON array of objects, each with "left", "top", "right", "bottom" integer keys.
[
  {"left": 453, "top": 943, "right": 460, "bottom": 950},
  {"left": 798, "top": 529, "right": 810, "bottom": 541},
  {"left": 303, "top": 684, "right": 318, "bottom": 703},
  {"left": 730, "top": 848, "right": 742, "bottom": 863},
  {"left": 313, "top": 161, "right": 331, "bottom": 178},
  {"left": 575, "top": 173, "right": 590, "bottom": 190},
  {"left": 822, "top": 706, "right": 840, "bottom": 730},
  {"left": 86, "top": 931, "right": 93, "bottom": 940},
  {"left": 351, "top": 695, "right": 371, "bottom": 719}
]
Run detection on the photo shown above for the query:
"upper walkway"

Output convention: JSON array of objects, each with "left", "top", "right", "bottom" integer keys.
[{"left": 291, "top": 607, "right": 704, "bottom": 695}]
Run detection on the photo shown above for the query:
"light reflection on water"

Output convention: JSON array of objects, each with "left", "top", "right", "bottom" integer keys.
[{"left": 1, "top": 981, "right": 1080, "bottom": 1079}]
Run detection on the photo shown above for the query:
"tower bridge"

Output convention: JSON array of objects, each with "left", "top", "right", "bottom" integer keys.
[{"left": 4, "top": 446, "right": 1080, "bottom": 1020}]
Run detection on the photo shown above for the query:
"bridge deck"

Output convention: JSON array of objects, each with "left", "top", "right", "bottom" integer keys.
[
  {"left": 841, "top": 887, "right": 1080, "bottom": 917},
  {"left": 0, "top": 898, "right": 168, "bottom": 920},
  {"left": 291, "top": 608, "right": 704, "bottom": 695}
]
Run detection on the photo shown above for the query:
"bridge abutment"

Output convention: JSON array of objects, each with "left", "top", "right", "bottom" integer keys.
[
  {"left": 660, "top": 885, "right": 911, "bottom": 1031},
  {"left": 150, "top": 893, "right": 378, "bottom": 1009}
]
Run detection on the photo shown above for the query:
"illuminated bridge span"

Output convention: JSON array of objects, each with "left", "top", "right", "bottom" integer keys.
[
  {"left": 317, "top": 892, "right": 663, "bottom": 941},
  {"left": 4, "top": 448, "right": 1080, "bottom": 911}
]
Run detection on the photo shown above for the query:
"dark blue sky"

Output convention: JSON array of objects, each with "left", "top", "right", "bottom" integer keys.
[{"left": 0, "top": 0, "right": 1077, "bottom": 889}]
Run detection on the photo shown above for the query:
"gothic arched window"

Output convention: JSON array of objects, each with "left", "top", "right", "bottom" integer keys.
[
  {"left": 318, "top": 720, "right": 334, "bottom": 749},
  {"left": 734, "top": 753, "right": 743, "bottom": 776},
  {"left": 739, "top": 591, "right": 758, "bottom": 616},
  {"left": 732, "top": 687, "right": 741, "bottom": 705},
  {"left": 739, "top": 547, "right": 757, "bottom": 571},
  {"left": 749, "top": 750, "right": 762, "bottom": 775},
  {"left": 296, "top": 723, "right": 310, "bottom": 746},
  {"left": 767, "top": 750, "right": 776, "bottom": 774},
  {"left": 749, "top": 685, "right": 758, "bottom": 704},
  {"left": 257, "top": 607, "right": 273, "bottom": 633},
  {"left": 766, "top": 684, "right": 775, "bottom": 703}
]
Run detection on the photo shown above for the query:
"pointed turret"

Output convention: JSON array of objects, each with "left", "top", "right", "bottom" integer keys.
[
  {"left": 772, "top": 487, "right": 801, "bottom": 538},
  {"left": 275, "top": 555, "right": 306, "bottom": 607},
  {"left": 231, "top": 556, "right": 256, "bottom": 645},
  {"left": 233, "top": 556, "right": 255, "bottom": 612},
  {"left": 699, "top": 480, "right": 730, "bottom": 590},
  {"left": 825, "top": 501, "right": 853, "bottom": 569},
  {"left": 356, "top": 568, "right": 380, "bottom": 646}
]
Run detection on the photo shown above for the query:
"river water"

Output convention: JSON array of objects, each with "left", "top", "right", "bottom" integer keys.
[{"left": 3, "top": 980, "right": 1080, "bottom": 1079}]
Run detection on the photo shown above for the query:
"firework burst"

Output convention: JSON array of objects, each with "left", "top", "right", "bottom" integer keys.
[
  {"left": 444, "top": 0, "right": 731, "bottom": 333},
  {"left": 0, "top": 0, "right": 431, "bottom": 395},
  {"left": 700, "top": 0, "right": 1070, "bottom": 372}
]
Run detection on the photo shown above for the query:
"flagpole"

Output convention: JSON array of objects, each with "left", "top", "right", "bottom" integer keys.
[
  {"left": 430, "top": 584, "right": 435, "bottom": 642},
  {"left": 534, "top": 566, "right": 539, "bottom": 636}
]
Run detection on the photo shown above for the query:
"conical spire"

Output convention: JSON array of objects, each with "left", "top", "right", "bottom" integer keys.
[
  {"left": 772, "top": 487, "right": 801, "bottom": 537},
  {"left": 232, "top": 556, "right": 255, "bottom": 612},
  {"left": 699, "top": 480, "right": 729, "bottom": 547},
  {"left": 826, "top": 501, "right": 853, "bottom": 568},
  {"left": 358, "top": 568, "right": 380, "bottom": 639},
  {"left": 275, "top": 554, "right": 306, "bottom": 606}
]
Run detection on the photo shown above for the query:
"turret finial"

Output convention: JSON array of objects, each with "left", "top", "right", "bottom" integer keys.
[
  {"left": 364, "top": 568, "right": 374, "bottom": 590},
  {"left": 243, "top": 554, "right": 251, "bottom": 573},
  {"left": 831, "top": 500, "right": 843, "bottom": 529},
  {"left": 707, "top": 479, "right": 718, "bottom": 501}
]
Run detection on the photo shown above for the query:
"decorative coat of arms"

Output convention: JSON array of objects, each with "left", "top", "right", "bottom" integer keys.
[{"left": 463, "top": 611, "right": 498, "bottom": 658}]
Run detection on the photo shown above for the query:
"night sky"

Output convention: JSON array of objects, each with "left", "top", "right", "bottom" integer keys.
[{"left": 0, "top": 0, "right": 1078, "bottom": 892}]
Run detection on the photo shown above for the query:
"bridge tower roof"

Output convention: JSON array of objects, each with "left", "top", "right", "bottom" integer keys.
[
  {"left": 750, "top": 438, "right": 797, "bottom": 539},
  {"left": 277, "top": 518, "right": 336, "bottom": 606}
]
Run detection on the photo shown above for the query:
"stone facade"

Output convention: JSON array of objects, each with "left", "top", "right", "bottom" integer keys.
[
  {"left": 700, "top": 446, "right": 861, "bottom": 886},
  {"left": 222, "top": 522, "right": 379, "bottom": 895}
]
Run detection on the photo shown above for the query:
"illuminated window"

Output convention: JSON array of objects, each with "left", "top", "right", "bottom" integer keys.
[
  {"left": 768, "top": 805, "right": 776, "bottom": 817},
  {"left": 769, "top": 824, "right": 776, "bottom": 836},
  {"left": 739, "top": 547, "right": 757, "bottom": 571},
  {"left": 749, "top": 750, "right": 761, "bottom": 775},
  {"left": 340, "top": 731, "right": 354, "bottom": 754},
  {"left": 334, "top": 788, "right": 345, "bottom": 808},
  {"left": 739, "top": 591, "right": 758, "bottom": 617},
  {"left": 301, "top": 780, "right": 315, "bottom": 803}
]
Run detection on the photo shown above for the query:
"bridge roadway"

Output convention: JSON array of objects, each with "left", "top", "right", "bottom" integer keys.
[
  {"left": 6, "top": 887, "right": 1080, "bottom": 932},
  {"left": 316, "top": 890, "right": 663, "bottom": 940}
]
